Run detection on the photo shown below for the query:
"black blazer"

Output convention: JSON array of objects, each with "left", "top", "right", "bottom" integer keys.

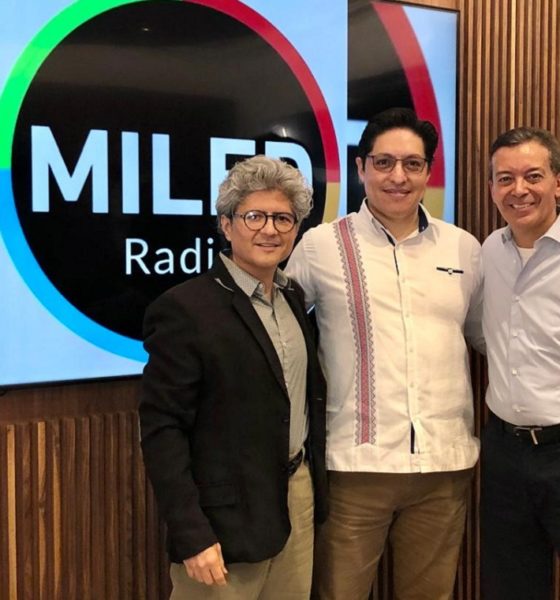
[{"left": 139, "top": 255, "right": 327, "bottom": 564}]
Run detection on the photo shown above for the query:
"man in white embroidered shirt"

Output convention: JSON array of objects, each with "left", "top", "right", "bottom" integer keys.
[
  {"left": 481, "top": 127, "right": 560, "bottom": 600},
  {"left": 286, "top": 107, "right": 483, "bottom": 599}
]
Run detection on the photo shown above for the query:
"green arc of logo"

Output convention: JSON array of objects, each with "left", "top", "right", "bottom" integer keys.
[{"left": 0, "top": 0, "right": 163, "bottom": 169}]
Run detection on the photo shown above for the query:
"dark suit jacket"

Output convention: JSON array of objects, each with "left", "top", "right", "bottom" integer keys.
[{"left": 139, "top": 255, "right": 327, "bottom": 565}]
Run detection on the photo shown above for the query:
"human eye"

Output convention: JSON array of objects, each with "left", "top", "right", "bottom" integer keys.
[
  {"left": 404, "top": 157, "right": 425, "bottom": 172},
  {"left": 526, "top": 171, "right": 544, "bottom": 184},
  {"left": 496, "top": 174, "right": 513, "bottom": 186},
  {"left": 244, "top": 210, "right": 265, "bottom": 224},
  {"left": 275, "top": 213, "right": 295, "bottom": 226},
  {"left": 372, "top": 155, "right": 393, "bottom": 170}
]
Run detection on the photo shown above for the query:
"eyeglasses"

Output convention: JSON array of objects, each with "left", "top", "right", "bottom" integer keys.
[
  {"left": 367, "top": 154, "right": 428, "bottom": 174},
  {"left": 232, "top": 210, "right": 298, "bottom": 233}
]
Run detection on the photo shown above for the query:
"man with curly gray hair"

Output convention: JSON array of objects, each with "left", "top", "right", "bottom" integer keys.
[{"left": 140, "top": 155, "right": 327, "bottom": 599}]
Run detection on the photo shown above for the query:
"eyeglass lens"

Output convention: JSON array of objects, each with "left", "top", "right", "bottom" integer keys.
[
  {"left": 237, "top": 210, "right": 297, "bottom": 232},
  {"left": 369, "top": 154, "right": 426, "bottom": 173}
]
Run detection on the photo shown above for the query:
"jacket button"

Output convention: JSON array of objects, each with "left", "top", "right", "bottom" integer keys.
[{"left": 282, "top": 417, "right": 289, "bottom": 424}]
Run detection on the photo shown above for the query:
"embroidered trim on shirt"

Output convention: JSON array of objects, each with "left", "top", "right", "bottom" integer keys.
[{"left": 334, "top": 217, "right": 377, "bottom": 445}]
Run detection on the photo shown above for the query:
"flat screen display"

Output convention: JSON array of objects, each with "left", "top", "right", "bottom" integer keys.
[{"left": 0, "top": 0, "right": 457, "bottom": 387}]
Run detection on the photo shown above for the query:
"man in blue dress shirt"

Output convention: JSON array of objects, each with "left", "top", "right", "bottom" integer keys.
[{"left": 481, "top": 126, "right": 560, "bottom": 600}]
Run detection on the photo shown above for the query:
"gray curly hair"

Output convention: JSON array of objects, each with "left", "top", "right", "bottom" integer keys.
[{"left": 215, "top": 155, "right": 313, "bottom": 232}]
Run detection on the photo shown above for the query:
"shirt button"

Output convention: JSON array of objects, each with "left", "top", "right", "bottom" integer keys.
[
  {"left": 514, "top": 296, "right": 520, "bottom": 302},
  {"left": 512, "top": 332, "right": 518, "bottom": 338},
  {"left": 511, "top": 368, "right": 518, "bottom": 376},
  {"left": 513, "top": 405, "right": 522, "bottom": 413}
]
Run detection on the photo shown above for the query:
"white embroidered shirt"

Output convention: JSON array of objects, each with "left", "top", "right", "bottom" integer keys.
[{"left": 286, "top": 201, "right": 483, "bottom": 473}]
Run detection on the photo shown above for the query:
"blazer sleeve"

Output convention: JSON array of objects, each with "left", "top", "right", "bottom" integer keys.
[{"left": 139, "top": 290, "right": 218, "bottom": 561}]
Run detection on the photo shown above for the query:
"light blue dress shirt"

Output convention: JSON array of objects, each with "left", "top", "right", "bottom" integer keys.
[{"left": 482, "top": 212, "right": 560, "bottom": 426}]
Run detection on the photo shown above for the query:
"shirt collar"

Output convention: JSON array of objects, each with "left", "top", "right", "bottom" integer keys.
[
  {"left": 500, "top": 211, "right": 560, "bottom": 246},
  {"left": 219, "top": 252, "right": 289, "bottom": 298},
  {"left": 358, "top": 198, "right": 431, "bottom": 240}
]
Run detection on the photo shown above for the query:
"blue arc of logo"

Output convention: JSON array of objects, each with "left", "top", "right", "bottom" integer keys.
[{"left": 0, "top": 168, "right": 147, "bottom": 363}]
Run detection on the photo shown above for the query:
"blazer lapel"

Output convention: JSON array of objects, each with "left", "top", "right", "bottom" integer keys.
[
  {"left": 211, "top": 257, "right": 289, "bottom": 398},
  {"left": 230, "top": 293, "right": 288, "bottom": 397}
]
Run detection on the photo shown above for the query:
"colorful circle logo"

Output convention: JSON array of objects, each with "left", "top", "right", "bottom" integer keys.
[{"left": 0, "top": 0, "right": 340, "bottom": 360}]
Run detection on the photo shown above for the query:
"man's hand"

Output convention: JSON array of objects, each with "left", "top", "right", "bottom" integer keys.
[{"left": 184, "top": 543, "right": 228, "bottom": 586}]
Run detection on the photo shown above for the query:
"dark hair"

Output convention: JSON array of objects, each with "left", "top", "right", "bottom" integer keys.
[
  {"left": 489, "top": 127, "right": 560, "bottom": 176},
  {"left": 357, "top": 107, "right": 439, "bottom": 170}
]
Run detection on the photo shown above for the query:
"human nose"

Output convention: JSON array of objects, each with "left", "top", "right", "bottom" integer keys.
[
  {"left": 512, "top": 177, "right": 528, "bottom": 196},
  {"left": 261, "top": 215, "right": 278, "bottom": 234},
  {"left": 389, "top": 160, "right": 407, "bottom": 182}
]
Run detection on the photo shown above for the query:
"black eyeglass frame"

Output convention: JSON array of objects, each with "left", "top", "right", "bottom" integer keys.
[
  {"left": 366, "top": 154, "right": 429, "bottom": 173},
  {"left": 232, "top": 210, "right": 299, "bottom": 233}
]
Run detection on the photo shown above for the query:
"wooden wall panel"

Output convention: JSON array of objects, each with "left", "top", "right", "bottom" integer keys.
[{"left": 0, "top": 383, "right": 171, "bottom": 600}]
